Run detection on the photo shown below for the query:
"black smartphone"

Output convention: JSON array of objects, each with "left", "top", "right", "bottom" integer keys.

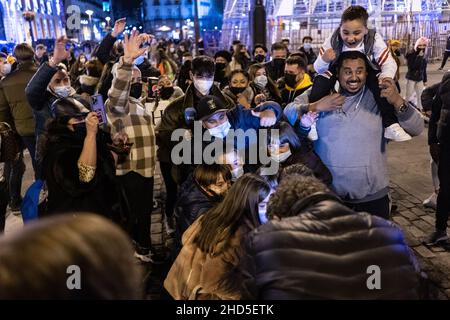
[{"left": 91, "top": 94, "right": 107, "bottom": 125}]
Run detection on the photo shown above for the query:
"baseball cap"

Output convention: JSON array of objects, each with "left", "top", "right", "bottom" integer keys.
[{"left": 195, "top": 95, "right": 228, "bottom": 120}]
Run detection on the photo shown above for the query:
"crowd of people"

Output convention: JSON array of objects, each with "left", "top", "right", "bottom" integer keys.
[{"left": 0, "top": 5, "right": 448, "bottom": 299}]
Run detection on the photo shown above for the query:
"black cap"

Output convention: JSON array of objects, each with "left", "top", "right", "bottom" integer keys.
[{"left": 195, "top": 95, "right": 228, "bottom": 120}]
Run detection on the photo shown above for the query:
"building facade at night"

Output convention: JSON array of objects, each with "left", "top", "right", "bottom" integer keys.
[
  {"left": 143, "top": 0, "right": 223, "bottom": 44},
  {"left": 0, "top": 0, "right": 65, "bottom": 45},
  {"left": 221, "top": 0, "right": 450, "bottom": 60}
]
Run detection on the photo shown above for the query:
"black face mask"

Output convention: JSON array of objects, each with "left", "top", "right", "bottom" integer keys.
[
  {"left": 284, "top": 73, "right": 299, "bottom": 88},
  {"left": 207, "top": 189, "right": 226, "bottom": 202},
  {"left": 130, "top": 83, "right": 143, "bottom": 99},
  {"left": 159, "top": 86, "right": 175, "bottom": 100},
  {"left": 255, "top": 54, "right": 265, "bottom": 63},
  {"left": 230, "top": 86, "right": 246, "bottom": 96},
  {"left": 215, "top": 62, "right": 226, "bottom": 71},
  {"left": 273, "top": 58, "right": 286, "bottom": 69}
]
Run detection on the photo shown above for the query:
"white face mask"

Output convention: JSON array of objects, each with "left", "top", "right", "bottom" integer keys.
[
  {"left": 170, "top": 47, "right": 176, "bottom": 53},
  {"left": 53, "top": 85, "right": 72, "bottom": 98},
  {"left": 303, "top": 43, "right": 312, "bottom": 50},
  {"left": 79, "top": 58, "right": 86, "bottom": 64},
  {"left": 254, "top": 75, "right": 268, "bottom": 89},
  {"left": 230, "top": 166, "right": 244, "bottom": 181},
  {"left": 207, "top": 120, "right": 231, "bottom": 139},
  {"left": 259, "top": 210, "right": 268, "bottom": 224},
  {"left": 194, "top": 78, "right": 214, "bottom": 96},
  {"left": 270, "top": 147, "right": 292, "bottom": 163},
  {"left": 1, "top": 63, "right": 11, "bottom": 75}
]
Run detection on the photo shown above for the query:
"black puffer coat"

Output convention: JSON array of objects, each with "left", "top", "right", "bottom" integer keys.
[{"left": 240, "top": 193, "right": 421, "bottom": 299}]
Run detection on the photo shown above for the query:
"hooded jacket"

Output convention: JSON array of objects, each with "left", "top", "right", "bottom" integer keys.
[{"left": 240, "top": 193, "right": 421, "bottom": 299}]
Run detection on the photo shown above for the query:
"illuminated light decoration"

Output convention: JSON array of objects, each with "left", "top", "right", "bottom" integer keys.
[
  {"left": 46, "top": 1, "right": 52, "bottom": 15},
  {"left": 25, "top": 0, "right": 31, "bottom": 10},
  {"left": 40, "top": 0, "right": 45, "bottom": 14},
  {"left": 33, "top": 0, "right": 38, "bottom": 12},
  {"left": 158, "top": 25, "right": 171, "bottom": 31},
  {"left": 80, "top": 20, "right": 89, "bottom": 25}
]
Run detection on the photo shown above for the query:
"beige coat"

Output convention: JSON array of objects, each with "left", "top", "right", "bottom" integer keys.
[{"left": 164, "top": 217, "right": 248, "bottom": 300}]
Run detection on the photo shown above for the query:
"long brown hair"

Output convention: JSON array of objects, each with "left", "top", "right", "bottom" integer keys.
[
  {"left": 194, "top": 173, "right": 270, "bottom": 255},
  {"left": 247, "top": 63, "right": 281, "bottom": 98}
]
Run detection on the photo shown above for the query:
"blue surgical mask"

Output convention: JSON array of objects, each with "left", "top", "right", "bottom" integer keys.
[
  {"left": 54, "top": 85, "right": 72, "bottom": 98},
  {"left": 207, "top": 120, "right": 231, "bottom": 139},
  {"left": 134, "top": 55, "right": 145, "bottom": 66}
]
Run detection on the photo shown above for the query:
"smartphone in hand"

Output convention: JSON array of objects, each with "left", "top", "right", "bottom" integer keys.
[{"left": 91, "top": 94, "right": 107, "bottom": 125}]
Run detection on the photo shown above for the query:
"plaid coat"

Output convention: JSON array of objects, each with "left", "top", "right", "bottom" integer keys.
[{"left": 106, "top": 57, "right": 156, "bottom": 178}]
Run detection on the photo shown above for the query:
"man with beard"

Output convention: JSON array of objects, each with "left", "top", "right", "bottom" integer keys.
[
  {"left": 280, "top": 55, "right": 313, "bottom": 107},
  {"left": 283, "top": 51, "right": 423, "bottom": 219}
]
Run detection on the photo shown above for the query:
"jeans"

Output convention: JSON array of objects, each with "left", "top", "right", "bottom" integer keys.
[
  {"left": 3, "top": 151, "right": 25, "bottom": 207},
  {"left": 405, "top": 80, "right": 424, "bottom": 111},
  {"left": 117, "top": 172, "right": 154, "bottom": 250},
  {"left": 21, "top": 135, "right": 38, "bottom": 179},
  {"left": 441, "top": 51, "right": 450, "bottom": 69},
  {"left": 344, "top": 195, "right": 391, "bottom": 220},
  {"left": 159, "top": 161, "right": 178, "bottom": 218}
]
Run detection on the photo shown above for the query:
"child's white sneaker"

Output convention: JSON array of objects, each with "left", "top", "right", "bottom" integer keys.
[{"left": 384, "top": 123, "right": 412, "bottom": 142}]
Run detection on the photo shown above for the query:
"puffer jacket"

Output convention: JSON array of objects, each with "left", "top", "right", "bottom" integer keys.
[
  {"left": 174, "top": 174, "right": 219, "bottom": 241},
  {"left": 240, "top": 193, "right": 421, "bottom": 300},
  {"left": 0, "top": 61, "right": 37, "bottom": 136}
]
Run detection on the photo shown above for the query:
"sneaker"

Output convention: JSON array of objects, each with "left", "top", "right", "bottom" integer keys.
[
  {"left": 384, "top": 123, "right": 412, "bottom": 142},
  {"left": 438, "top": 67, "right": 443, "bottom": 70},
  {"left": 423, "top": 230, "right": 449, "bottom": 246},
  {"left": 423, "top": 193, "right": 438, "bottom": 210},
  {"left": 307, "top": 123, "right": 318, "bottom": 141}
]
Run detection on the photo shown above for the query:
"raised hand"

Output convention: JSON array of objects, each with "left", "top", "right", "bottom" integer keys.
[
  {"left": 322, "top": 48, "right": 337, "bottom": 63},
  {"left": 112, "top": 18, "right": 126, "bottom": 38},
  {"left": 50, "top": 36, "right": 70, "bottom": 67},
  {"left": 85, "top": 112, "right": 99, "bottom": 137},
  {"left": 123, "top": 30, "right": 147, "bottom": 64}
]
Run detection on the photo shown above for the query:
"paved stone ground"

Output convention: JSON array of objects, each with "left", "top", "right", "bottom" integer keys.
[{"left": 3, "top": 63, "right": 450, "bottom": 299}]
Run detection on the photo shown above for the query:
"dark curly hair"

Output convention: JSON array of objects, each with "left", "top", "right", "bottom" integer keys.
[
  {"left": 279, "top": 163, "right": 314, "bottom": 182},
  {"left": 267, "top": 175, "right": 329, "bottom": 219}
]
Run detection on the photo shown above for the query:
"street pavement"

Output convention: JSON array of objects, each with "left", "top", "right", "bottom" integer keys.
[{"left": 3, "top": 62, "right": 450, "bottom": 299}]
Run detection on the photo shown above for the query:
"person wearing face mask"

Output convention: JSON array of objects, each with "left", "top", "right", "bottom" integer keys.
[
  {"left": 280, "top": 55, "right": 313, "bottom": 107},
  {"left": 0, "top": 44, "right": 38, "bottom": 212},
  {"left": 157, "top": 55, "right": 235, "bottom": 186},
  {"left": 214, "top": 50, "right": 232, "bottom": 89},
  {"left": 266, "top": 121, "right": 332, "bottom": 186},
  {"left": 164, "top": 173, "right": 271, "bottom": 300},
  {"left": 40, "top": 98, "right": 124, "bottom": 222},
  {"left": 250, "top": 44, "right": 268, "bottom": 66},
  {"left": 26, "top": 37, "right": 90, "bottom": 179},
  {"left": 105, "top": 30, "right": 158, "bottom": 263},
  {"left": 299, "top": 36, "right": 317, "bottom": 77},
  {"left": 222, "top": 70, "right": 256, "bottom": 109},
  {"left": 248, "top": 63, "right": 282, "bottom": 105},
  {"left": 263, "top": 42, "right": 288, "bottom": 83},
  {"left": 405, "top": 37, "right": 429, "bottom": 111},
  {"left": 173, "top": 164, "right": 232, "bottom": 246}
]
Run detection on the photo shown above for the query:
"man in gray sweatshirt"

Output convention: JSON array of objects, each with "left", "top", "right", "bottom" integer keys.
[{"left": 284, "top": 51, "right": 424, "bottom": 219}]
